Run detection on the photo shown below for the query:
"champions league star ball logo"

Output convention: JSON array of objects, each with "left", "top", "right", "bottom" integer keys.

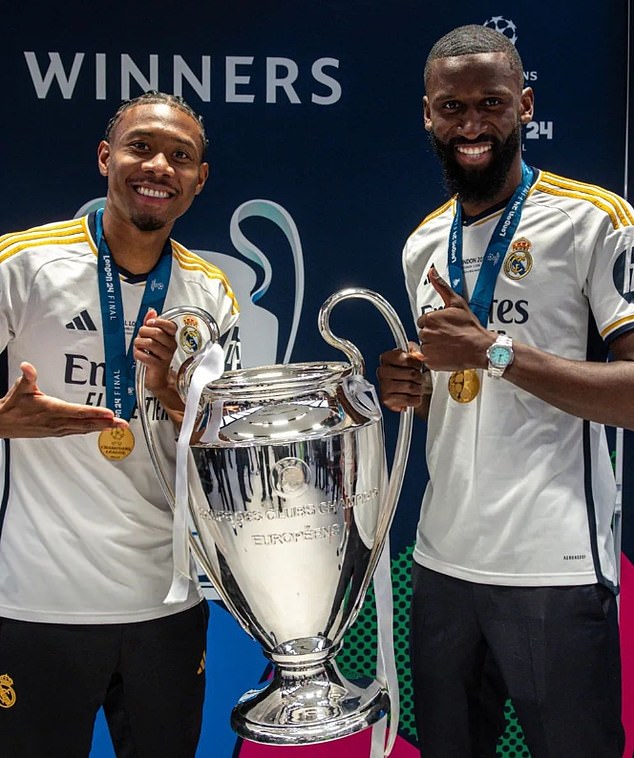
[
  {"left": 483, "top": 16, "right": 518, "bottom": 44},
  {"left": 109, "top": 427, "right": 127, "bottom": 442}
]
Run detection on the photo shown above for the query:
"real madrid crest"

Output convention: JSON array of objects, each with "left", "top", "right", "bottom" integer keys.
[
  {"left": 0, "top": 673, "right": 16, "bottom": 709},
  {"left": 504, "top": 237, "right": 533, "bottom": 281},
  {"left": 180, "top": 315, "right": 203, "bottom": 354}
]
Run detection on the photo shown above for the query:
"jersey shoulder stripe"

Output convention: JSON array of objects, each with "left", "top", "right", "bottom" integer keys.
[
  {"left": 0, "top": 218, "right": 90, "bottom": 265},
  {"left": 535, "top": 171, "right": 634, "bottom": 230},
  {"left": 411, "top": 197, "right": 456, "bottom": 235},
  {"left": 171, "top": 241, "right": 239, "bottom": 313}
]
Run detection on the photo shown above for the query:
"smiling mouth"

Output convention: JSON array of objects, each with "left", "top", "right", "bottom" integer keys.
[
  {"left": 455, "top": 143, "right": 492, "bottom": 157},
  {"left": 134, "top": 185, "right": 173, "bottom": 199}
]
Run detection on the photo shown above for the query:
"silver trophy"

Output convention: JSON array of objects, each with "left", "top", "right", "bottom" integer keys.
[{"left": 137, "top": 288, "right": 413, "bottom": 746}]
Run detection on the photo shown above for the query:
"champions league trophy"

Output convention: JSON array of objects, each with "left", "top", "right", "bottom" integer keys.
[{"left": 137, "top": 288, "right": 413, "bottom": 747}]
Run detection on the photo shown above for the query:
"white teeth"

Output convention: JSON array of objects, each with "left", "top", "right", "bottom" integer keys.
[
  {"left": 136, "top": 186, "right": 170, "bottom": 198},
  {"left": 456, "top": 144, "right": 491, "bottom": 156}
]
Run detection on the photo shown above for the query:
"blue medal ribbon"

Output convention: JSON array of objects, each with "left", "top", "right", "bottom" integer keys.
[
  {"left": 95, "top": 209, "right": 172, "bottom": 420},
  {"left": 447, "top": 162, "right": 534, "bottom": 327}
]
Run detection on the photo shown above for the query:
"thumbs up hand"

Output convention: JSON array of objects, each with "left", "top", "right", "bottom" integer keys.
[{"left": 417, "top": 266, "right": 494, "bottom": 372}]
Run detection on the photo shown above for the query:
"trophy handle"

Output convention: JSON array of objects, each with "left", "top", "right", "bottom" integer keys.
[
  {"left": 135, "top": 306, "right": 248, "bottom": 625},
  {"left": 318, "top": 288, "right": 414, "bottom": 623}
]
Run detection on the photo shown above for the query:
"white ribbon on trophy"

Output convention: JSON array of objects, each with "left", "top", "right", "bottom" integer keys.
[{"left": 166, "top": 343, "right": 226, "bottom": 603}]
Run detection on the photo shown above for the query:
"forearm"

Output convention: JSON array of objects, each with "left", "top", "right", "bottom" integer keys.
[
  {"left": 502, "top": 343, "right": 634, "bottom": 430},
  {"left": 149, "top": 384, "right": 185, "bottom": 428}
]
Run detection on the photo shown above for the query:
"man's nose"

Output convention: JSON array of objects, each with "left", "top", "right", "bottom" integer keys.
[
  {"left": 142, "top": 152, "right": 173, "bottom": 174},
  {"left": 457, "top": 108, "right": 487, "bottom": 139}
]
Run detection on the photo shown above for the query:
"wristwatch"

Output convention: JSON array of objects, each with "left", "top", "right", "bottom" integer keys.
[{"left": 486, "top": 334, "right": 514, "bottom": 378}]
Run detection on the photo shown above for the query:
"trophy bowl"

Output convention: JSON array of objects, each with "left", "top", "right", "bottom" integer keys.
[{"left": 137, "top": 288, "right": 412, "bottom": 747}]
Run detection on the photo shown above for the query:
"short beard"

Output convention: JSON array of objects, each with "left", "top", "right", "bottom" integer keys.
[
  {"left": 131, "top": 214, "right": 167, "bottom": 232},
  {"left": 428, "top": 126, "right": 521, "bottom": 206}
]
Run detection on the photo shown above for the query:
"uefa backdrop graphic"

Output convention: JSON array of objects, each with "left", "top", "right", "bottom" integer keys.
[{"left": 1, "top": 1, "right": 632, "bottom": 756}]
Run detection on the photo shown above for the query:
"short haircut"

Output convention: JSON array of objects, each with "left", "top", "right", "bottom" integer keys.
[
  {"left": 104, "top": 91, "right": 209, "bottom": 158},
  {"left": 424, "top": 25, "right": 524, "bottom": 88}
]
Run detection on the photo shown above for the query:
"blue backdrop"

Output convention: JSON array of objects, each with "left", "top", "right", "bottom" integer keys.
[{"left": 0, "top": 1, "right": 631, "bottom": 755}]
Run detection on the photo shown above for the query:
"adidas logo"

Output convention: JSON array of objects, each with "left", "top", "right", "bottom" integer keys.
[{"left": 65, "top": 310, "right": 98, "bottom": 331}]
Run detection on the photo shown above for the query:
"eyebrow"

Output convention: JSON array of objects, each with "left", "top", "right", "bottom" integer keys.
[
  {"left": 122, "top": 129, "right": 199, "bottom": 152},
  {"left": 432, "top": 84, "right": 512, "bottom": 100}
]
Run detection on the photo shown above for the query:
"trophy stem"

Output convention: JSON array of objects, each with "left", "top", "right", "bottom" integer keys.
[{"left": 231, "top": 657, "right": 389, "bottom": 746}]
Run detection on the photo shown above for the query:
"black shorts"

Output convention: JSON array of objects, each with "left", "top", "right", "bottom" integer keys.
[{"left": 0, "top": 601, "right": 209, "bottom": 758}]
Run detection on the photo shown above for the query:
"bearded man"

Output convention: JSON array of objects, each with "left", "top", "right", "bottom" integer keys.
[{"left": 378, "top": 25, "right": 632, "bottom": 758}]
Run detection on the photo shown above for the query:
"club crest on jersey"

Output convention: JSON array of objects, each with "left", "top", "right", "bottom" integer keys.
[
  {"left": 180, "top": 316, "right": 203, "bottom": 354},
  {"left": 504, "top": 238, "right": 533, "bottom": 280},
  {"left": 0, "top": 674, "right": 16, "bottom": 708}
]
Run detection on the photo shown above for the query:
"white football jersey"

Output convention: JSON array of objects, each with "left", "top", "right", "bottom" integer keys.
[
  {"left": 0, "top": 214, "right": 240, "bottom": 623},
  {"left": 404, "top": 170, "right": 634, "bottom": 589}
]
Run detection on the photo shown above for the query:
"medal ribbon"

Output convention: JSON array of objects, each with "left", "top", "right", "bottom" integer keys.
[
  {"left": 95, "top": 209, "right": 172, "bottom": 420},
  {"left": 447, "top": 162, "right": 534, "bottom": 327}
]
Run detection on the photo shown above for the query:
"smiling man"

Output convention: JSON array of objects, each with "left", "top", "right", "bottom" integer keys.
[
  {"left": 0, "top": 92, "right": 240, "bottom": 757},
  {"left": 377, "top": 25, "right": 633, "bottom": 758}
]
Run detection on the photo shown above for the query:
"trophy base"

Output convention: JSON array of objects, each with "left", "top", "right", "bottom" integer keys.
[{"left": 231, "top": 658, "right": 389, "bottom": 745}]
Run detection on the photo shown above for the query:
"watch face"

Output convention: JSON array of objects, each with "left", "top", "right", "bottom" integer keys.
[{"left": 489, "top": 345, "right": 512, "bottom": 367}]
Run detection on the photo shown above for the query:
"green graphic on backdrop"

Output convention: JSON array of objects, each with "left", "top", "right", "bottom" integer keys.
[{"left": 336, "top": 544, "right": 531, "bottom": 756}]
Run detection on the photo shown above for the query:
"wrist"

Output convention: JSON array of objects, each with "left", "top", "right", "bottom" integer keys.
[{"left": 486, "top": 334, "right": 514, "bottom": 378}]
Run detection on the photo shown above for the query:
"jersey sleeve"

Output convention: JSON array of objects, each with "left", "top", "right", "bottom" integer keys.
[
  {"left": 212, "top": 277, "right": 241, "bottom": 370},
  {"left": 0, "top": 235, "right": 32, "bottom": 351},
  {"left": 584, "top": 203, "right": 634, "bottom": 344}
]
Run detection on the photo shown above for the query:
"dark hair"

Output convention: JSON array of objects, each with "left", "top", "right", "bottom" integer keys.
[
  {"left": 424, "top": 25, "right": 524, "bottom": 88},
  {"left": 104, "top": 91, "right": 209, "bottom": 158}
]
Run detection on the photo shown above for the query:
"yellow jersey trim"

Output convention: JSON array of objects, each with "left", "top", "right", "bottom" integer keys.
[
  {"left": 600, "top": 314, "right": 634, "bottom": 339},
  {"left": 0, "top": 219, "right": 88, "bottom": 265},
  {"left": 171, "top": 241, "right": 239, "bottom": 314},
  {"left": 537, "top": 171, "right": 633, "bottom": 230}
]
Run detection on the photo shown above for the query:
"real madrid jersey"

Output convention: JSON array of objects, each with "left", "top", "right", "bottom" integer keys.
[
  {"left": 0, "top": 214, "right": 240, "bottom": 623},
  {"left": 404, "top": 170, "right": 634, "bottom": 589}
]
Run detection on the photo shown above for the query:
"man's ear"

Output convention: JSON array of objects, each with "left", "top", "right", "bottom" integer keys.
[
  {"left": 519, "top": 87, "right": 534, "bottom": 125},
  {"left": 195, "top": 162, "right": 210, "bottom": 195},
  {"left": 97, "top": 140, "right": 110, "bottom": 177},
  {"left": 423, "top": 96, "right": 432, "bottom": 132}
]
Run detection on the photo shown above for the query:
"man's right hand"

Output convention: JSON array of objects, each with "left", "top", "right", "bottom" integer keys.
[
  {"left": 376, "top": 343, "right": 431, "bottom": 414},
  {"left": 0, "top": 362, "right": 128, "bottom": 438}
]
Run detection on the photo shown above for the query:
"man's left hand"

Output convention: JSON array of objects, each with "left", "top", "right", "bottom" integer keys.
[
  {"left": 417, "top": 266, "right": 494, "bottom": 371},
  {"left": 133, "top": 308, "right": 179, "bottom": 395}
]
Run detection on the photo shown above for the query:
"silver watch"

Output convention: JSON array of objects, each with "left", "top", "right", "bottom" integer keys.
[{"left": 486, "top": 334, "right": 514, "bottom": 378}]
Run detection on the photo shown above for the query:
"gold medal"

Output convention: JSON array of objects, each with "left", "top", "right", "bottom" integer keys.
[
  {"left": 448, "top": 369, "right": 480, "bottom": 403},
  {"left": 98, "top": 427, "right": 135, "bottom": 460}
]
